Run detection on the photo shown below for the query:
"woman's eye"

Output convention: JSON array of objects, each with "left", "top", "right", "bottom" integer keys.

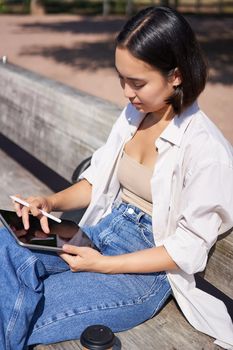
[
  {"left": 117, "top": 75, "right": 145, "bottom": 89},
  {"left": 134, "top": 83, "right": 145, "bottom": 89},
  {"left": 133, "top": 83, "right": 145, "bottom": 89}
]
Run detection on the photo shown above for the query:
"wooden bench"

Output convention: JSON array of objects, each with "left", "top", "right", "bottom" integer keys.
[
  {"left": 0, "top": 62, "right": 232, "bottom": 350},
  {"left": 0, "top": 62, "right": 120, "bottom": 183}
]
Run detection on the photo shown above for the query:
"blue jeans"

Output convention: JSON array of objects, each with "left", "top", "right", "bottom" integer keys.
[{"left": 0, "top": 202, "right": 171, "bottom": 349}]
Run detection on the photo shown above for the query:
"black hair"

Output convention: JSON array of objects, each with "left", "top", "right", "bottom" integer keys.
[{"left": 116, "top": 6, "right": 207, "bottom": 115}]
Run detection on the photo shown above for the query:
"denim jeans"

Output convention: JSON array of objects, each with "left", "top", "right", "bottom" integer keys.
[{"left": 0, "top": 202, "right": 171, "bottom": 349}]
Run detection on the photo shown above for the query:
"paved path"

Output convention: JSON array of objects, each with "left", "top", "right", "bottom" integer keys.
[{"left": 0, "top": 14, "right": 233, "bottom": 143}]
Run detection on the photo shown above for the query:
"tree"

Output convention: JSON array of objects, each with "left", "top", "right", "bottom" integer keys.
[
  {"left": 126, "top": 0, "right": 134, "bottom": 15},
  {"left": 103, "top": 0, "right": 110, "bottom": 15},
  {"left": 30, "top": 0, "right": 45, "bottom": 15}
]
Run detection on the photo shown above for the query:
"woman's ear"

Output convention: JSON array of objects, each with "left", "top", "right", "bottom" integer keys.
[{"left": 172, "top": 68, "right": 182, "bottom": 87}]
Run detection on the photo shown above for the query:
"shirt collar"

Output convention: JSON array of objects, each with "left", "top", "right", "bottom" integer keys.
[
  {"left": 157, "top": 101, "right": 199, "bottom": 147},
  {"left": 125, "top": 101, "right": 199, "bottom": 147},
  {"left": 125, "top": 103, "right": 145, "bottom": 136}
]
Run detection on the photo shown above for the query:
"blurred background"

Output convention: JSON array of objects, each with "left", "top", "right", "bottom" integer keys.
[
  {"left": 0, "top": 0, "right": 232, "bottom": 16},
  {"left": 0, "top": 0, "right": 233, "bottom": 142}
]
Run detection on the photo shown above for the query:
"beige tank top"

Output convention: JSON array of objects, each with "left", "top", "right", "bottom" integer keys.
[{"left": 117, "top": 151, "right": 153, "bottom": 216}]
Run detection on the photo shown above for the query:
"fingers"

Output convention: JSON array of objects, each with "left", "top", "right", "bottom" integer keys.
[
  {"left": 59, "top": 245, "right": 103, "bottom": 273},
  {"left": 40, "top": 216, "right": 50, "bottom": 234},
  {"left": 59, "top": 245, "right": 86, "bottom": 272},
  {"left": 12, "top": 194, "right": 23, "bottom": 217},
  {"left": 21, "top": 206, "right": 30, "bottom": 230},
  {"left": 59, "top": 253, "right": 78, "bottom": 271},
  {"left": 59, "top": 245, "right": 81, "bottom": 271},
  {"left": 62, "top": 244, "right": 83, "bottom": 255},
  {"left": 21, "top": 198, "right": 41, "bottom": 231},
  {"left": 11, "top": 195, "right": 51, "bottom": 233},
  {"left": 28, "top": 198, "right": 43, "bottom": 217}
]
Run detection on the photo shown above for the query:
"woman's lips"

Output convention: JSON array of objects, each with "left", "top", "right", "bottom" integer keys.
[{"left": 132, "top": 102, "right": 142, "bottom": 107}]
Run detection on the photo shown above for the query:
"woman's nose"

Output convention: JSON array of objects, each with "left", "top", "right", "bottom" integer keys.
[{"left": 123, "top": 83, "right": 136, "bottom": 99}]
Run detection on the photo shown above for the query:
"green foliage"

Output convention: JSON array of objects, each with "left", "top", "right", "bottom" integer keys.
[
  {"left": 0, "top": 0, "right": 29, "bottom": 13},
  {"left": 113, "top": 0, "right": 128, "bottom": 14},
  {"left": 0, "top": 0, "right": 232, "bottom": 15}
]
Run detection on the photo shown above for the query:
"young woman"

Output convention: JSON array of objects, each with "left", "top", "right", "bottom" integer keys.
[{"left": 1, "top": 6, "right": 233, "bottom": 350}]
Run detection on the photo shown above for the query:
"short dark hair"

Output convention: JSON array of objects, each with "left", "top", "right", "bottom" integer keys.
[{"left": 116, "top": 6, "right": 207, "bottom": 115}]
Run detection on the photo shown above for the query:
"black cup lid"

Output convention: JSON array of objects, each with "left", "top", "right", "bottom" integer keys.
[{"left": 80, "top": 325, "right": 115, "bottom": 350}]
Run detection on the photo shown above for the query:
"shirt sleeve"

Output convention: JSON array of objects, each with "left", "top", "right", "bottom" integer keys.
[{"left": 163, "top": 161, "right": 233, "bottom": 274}]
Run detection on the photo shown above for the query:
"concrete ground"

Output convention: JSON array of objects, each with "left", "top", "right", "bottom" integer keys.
[{"left": 0, "top": 14, "right": 233, "bottom": 143}]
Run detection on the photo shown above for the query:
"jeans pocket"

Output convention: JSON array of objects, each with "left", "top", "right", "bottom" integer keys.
[{"left": 138, "top": 224, "right": 155, "bottom": 248}]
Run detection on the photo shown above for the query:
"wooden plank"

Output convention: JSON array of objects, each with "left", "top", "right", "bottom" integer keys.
[
  {"left": 203, "top": 229, "right": 233, "bottom": 298},
  {"left": 35, "top": 342, "right": 82, "bottom": 350}
]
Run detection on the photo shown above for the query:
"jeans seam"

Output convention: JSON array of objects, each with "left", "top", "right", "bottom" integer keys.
[
  {"left": 137, "top": 274, "right": 170, "bottom": 304},
  {"left": 122, "top": 212, "right": 150, "bottom": 230},
  {"left": 17, "top": 256, "right": 38, "bottom": 276},
  {"left": 150, "top": 286, "right": 172, "bottom": 318},
  {"left": 6, "top": 257, "right": 39, "bottom": 349},
  {"left": 101, "top": 213, "right": 154, "bottom": 250},
  {"left": 121, "top": 214, "right": 154, "bottom": 247},
  {"left": 6, "top": 284, "right": 25, "bottom": 350},
  {"left": 138, "top": 227, "right": 154, "bottom": 247},
  {"left": 32, "top": 294, "right": 160, "bottom": 333},
  {"left": 99, "top": 215, "right": 124, "bottom": 246}
]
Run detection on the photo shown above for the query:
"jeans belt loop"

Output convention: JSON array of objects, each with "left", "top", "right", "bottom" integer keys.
[{"left": 137, "top": 211, "right": 144, "bottom": 222}]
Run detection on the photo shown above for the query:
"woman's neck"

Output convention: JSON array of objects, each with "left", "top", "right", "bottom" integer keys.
[{"left": 145, "top": 105, "right": 175, "bottom": 127}]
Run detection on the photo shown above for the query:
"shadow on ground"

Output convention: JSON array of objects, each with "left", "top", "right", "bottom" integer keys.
[
  {"left": 18, "top": 15, "right": 233, "bottom": 84},
  {"left": 20, "top": 41, "right": 115, "bottom": 70},
  {"left": 19, "top": 17, "right": 125, "bottom": 34}
]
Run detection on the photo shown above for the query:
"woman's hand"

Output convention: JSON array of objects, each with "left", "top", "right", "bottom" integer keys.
[
  {"left": 59, "top": 245, "right": 178, "bottom": 274},
  {"left": 59, "top": 245, "right": 107, "bottom": 273},
  {"left": 12, "top": 195, "right": 53, "bottom": 233}
]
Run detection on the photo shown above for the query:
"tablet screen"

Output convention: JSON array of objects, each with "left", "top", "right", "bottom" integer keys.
[{"left": 0, "top": 209, "right": 90, "bottom": 251}]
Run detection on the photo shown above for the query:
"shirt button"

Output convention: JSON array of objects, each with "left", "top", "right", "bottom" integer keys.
[{"left": 127, "top": 208, "right": 134, "bottom": 214}]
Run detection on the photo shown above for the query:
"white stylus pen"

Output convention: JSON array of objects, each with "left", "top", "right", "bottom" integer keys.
[{"left": 10, "top": 195, "right": 61, "bottom": 223}]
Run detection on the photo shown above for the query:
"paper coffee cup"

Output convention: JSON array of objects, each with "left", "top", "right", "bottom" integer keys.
[{"left": 80, "top": 324, "right": 115, "bottom": 350}]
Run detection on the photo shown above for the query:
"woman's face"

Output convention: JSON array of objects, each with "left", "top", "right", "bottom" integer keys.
[{"left": 115, "top": 47, "right": 180, "bottom": 114}]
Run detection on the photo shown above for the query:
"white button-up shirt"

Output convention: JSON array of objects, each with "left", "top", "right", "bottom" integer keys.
[{"left": 79, "top": 102, "right": 233, "bottom": 349}]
